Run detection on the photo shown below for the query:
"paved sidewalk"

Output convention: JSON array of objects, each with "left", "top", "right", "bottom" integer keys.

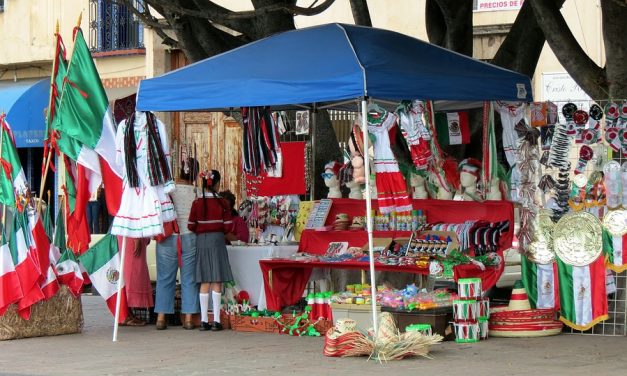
[{"left": 0, "top": 295, "right": 625, "bottom": 376}]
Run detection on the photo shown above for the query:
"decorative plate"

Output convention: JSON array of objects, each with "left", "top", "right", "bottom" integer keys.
[
  {"left": 553, "top": 211, "right": 602, "bottom": 266},
  {"left": 603, "top": 210, "right": 627, "bottom": 237}
]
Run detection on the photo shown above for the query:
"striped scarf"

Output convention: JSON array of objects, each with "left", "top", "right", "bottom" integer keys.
[{"left": 124, "top": 112, "right": 172, "bottom": 188}]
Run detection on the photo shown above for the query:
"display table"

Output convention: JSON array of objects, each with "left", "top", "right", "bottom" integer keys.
[
  {"left": 259, "top": 259, "right": 504, "bottom": 311},
  {"left": 262, "top": 198, "right": 514, "bottom": 311},
  {"left": 227, "top": 245, "right": 298, "bottom": 310}
]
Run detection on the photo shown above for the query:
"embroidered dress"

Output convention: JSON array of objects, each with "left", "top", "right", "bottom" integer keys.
[
  {"left": 366, "top": 111, "right": 413, "bottom": 214},
  {"left": 111, "top": 112, "right": 175, "bottom": 238},
  {"left": 396, "top": 100, "right": 432, "bottom": 170}
]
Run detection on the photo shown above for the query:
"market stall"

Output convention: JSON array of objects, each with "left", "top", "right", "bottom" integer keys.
[{"left": 137, "top": 23, "right": 532, "bottom": 332}]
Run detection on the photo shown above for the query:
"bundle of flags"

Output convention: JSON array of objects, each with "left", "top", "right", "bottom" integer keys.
[{"left": 0, "top": 20, "right": 126, "bottom": 322}]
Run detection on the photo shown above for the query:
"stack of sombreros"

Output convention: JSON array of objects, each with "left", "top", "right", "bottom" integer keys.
[
  {"left": 323, "top": 319, "right": 373, "bottom": 357},
  {"left": 489, "top": 281, "right": 562, "bottom": 337},
  {"left": 332, "top": 213, "right": 350, "bottom": 231}
]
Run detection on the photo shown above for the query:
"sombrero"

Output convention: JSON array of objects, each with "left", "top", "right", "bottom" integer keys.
[{"left": 488, "top": 280, "right": 562, "bottom": 337}]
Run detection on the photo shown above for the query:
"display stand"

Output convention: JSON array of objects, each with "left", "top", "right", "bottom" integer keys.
[{"left": 260, "top": 198, "right": 514, "bottom": 311}]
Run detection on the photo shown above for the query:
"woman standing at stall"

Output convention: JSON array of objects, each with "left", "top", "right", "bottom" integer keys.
[{"left": 188, "top": 170, "right": 234, "bottom": 331}]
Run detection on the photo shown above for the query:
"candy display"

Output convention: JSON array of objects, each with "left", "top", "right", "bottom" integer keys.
[{"left": 331, "top": 284, "right": 455, "bottom": 312}]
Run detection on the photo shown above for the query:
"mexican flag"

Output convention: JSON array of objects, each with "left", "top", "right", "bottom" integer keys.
[
  {"left": 52, "top": 27, "right": 123, "bottom": 217},
  {"left": 27, "top": 210, "right": 58, "bottom": 300},
  {"left": 78, "top": 234, "right": 127, "bottom": 323},
  {"left": 52, "top": 210, "right": 83, "bottom": 298},
  {"left": 56, "top": 250, "right": 84, "bottom": 298},
  {"left": 61, "top": 154, "right": 92, "bottom": 254},
  {"left": 602, "top": 229, "right": 627, "bottom": 272},
  {"left": 0, "top": 242, "right": 23, "bottom": 316},
  {"left": 10, "top": 214, "right": 44, "bottom": 320},
  {"left": 0, "top": 117, "right": 28, "bottom": 209},
  {"left": 556, "top": 255, "right": 609, "bottom": 331},
  {"left": 435, "top": 111, "right": 470, "bottom": 145},
  {"left": 521, "top": 256, "right": 559, "bottom": 310}
]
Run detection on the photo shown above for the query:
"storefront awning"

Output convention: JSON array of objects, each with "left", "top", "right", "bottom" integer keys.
[{"left": 0, "top": 78, "right": 49, "bottom": 148}]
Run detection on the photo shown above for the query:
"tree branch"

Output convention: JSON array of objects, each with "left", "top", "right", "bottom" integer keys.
[
  {"left": 115, "top": 0, "right": 179, "bottom": 48},
  {"left": 425, "top": 0, "right": 446, "bottom": 47},
  {"left": 349, "top": 0, "right": 372, "bottom": 26},
  {"left": 529, "top": 0, "right": 608, "bottom": 99},
  {"left": 425, "top": 0, "right": 472, "bottom": 56},
  {"left": 601, "top": 0, "right": 627, "bottom": 98}
]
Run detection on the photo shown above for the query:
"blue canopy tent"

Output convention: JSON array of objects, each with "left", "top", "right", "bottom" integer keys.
[
  {"left": 136, "top": 23, "right": 533, "bottom": 334},
  {"left": 137, "top": 23, "right": 531, "bottom": 111}
]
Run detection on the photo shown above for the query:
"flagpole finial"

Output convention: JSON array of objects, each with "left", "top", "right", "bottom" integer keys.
[
  {"left": 76, "top": 12, "right": 82, "bottom": 28},
  {"left": 55, "top": 20, "right": 60, "bottom": 34}
]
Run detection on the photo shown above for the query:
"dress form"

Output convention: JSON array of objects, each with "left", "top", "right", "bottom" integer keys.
[
  {"left": 324, "top": 174, "right": 342, "bottom": 198},
  {"left": 460, "top": 171, "right": 479, "bottom": 201},
  {"left": 487, "top": 179, "right": 503, "bottom": 200},
  {"left": 346, "top": 179, "right": 363, "bottom": 199}
]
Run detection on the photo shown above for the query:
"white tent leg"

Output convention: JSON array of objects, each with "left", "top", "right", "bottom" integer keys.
[
  {"left": 361, "top": 99, "right": 378, "bottom": 338},
  {"left": 112, "top": 235, "right": 127, "bottom": 342}
]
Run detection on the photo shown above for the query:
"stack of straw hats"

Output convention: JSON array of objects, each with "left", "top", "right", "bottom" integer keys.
[{"left": 489, "top": 281, "right": 562, "bottom": 337}]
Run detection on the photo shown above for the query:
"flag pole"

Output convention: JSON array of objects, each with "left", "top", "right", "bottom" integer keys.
[
  {"left": 112, "top": 235, "right": 127, "bottom": 342},
  {"left": 37, "top": 21, "right": 62, "bottom": 215},
  {"left": 361, "top": 99, "right": 378, "bottom": 338}
]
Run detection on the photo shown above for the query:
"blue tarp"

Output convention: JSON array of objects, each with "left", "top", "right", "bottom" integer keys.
[
  {"left": 0, "top": 78, "right": 49, "bottom": 148},
  {"left": 137, "top": 23, "right": 532, "bottom": 112}
]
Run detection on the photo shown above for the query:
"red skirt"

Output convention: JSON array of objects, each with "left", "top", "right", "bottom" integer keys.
[{"left": 375, "top": 172, "right": 413, "bottom": 213}]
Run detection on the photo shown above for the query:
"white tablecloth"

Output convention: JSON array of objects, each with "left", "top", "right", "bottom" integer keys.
[{"left": 227, "top": 245, "right": 297, "bottom": 310}]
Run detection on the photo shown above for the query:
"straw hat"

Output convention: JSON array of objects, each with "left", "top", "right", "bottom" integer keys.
[
  {"left": 488, "top": 280, "right": 562, "bottom": 338},
  {"left": 508, "top": 280, "right": 532, "bottom": 311}
]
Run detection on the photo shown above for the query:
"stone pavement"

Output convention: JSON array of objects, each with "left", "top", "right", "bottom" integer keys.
[{"left": 0, "top": 295, "right": 625, "bottom": 376}]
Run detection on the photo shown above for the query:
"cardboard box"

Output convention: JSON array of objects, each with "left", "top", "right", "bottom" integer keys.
[{"left": 330, "top": 303, "right": 381, "bottom": 331}]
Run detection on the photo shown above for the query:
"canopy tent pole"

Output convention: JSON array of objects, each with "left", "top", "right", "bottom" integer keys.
[
  {"left": 112, "top": 235, "right": 127, "bottom": 342},
  {"left": 361, "top": 99, "right": 378, "bottom": 337},
  {"left": 311, "top": 106, "right": 317, "bottom": 200}
]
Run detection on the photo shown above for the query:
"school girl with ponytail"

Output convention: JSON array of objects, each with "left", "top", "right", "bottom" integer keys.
[{"left": 187, "top": 170, "right": 234, "bottom": 331}]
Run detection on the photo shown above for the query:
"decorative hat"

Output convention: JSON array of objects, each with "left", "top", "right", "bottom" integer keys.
[
  {"left": 325, "top": 160, "right": 342, "bottom": 176},
  {"left": 508, "top": 280, "right": 531, "bottom": 311},
  {"left": 458, "top": 158, "right": 482, "bottom": 179}
]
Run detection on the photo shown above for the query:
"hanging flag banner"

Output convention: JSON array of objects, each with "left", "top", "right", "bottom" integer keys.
[{"left": 435, "top": 111, "right": 470, "bottom": 145}]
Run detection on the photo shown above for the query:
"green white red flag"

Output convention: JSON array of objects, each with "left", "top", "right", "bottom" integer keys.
[
  {"left": 27, "top": 210, "right": 58, "bottom": 300},
  {"left": 0, "top": 116, "right": 28, "bottom": 210},
  {"left": 602, "top": 229, "right": 627, "bottom": 273},
  {"left": 521, "top": 255, "right": 559, "bottom": 310},
  {"left": 52, "top": 27, "right": 123, "bottom": 217},
  {"left": 10, "top": 214, "right": 44, "bottom": 320},
  {"left": 52, "top": 208, "right": 84, "bottom": 297},
  {"left": 434, "top": 111, "right": 470, "bottom": 145},
  {"left": 78, "top": 234, "right": 127, "bottom": 322},
  {"left": 0, "top": 242, "right": 22, "bottom": 316},
  {"left": 556, "top": 255, "right": 609, "bottom": 330}
]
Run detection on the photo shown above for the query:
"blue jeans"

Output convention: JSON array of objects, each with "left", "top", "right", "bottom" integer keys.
[
  {"left": 155, "top": 233, "right": 199, "bottom": 314},
  {"left": 87, "top": 201, "right": 100, "bottom": 234}
]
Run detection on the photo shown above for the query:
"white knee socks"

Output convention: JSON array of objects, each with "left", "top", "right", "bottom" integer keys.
[
  {"left": 212, "top": 291, "right": 221, "bottom": 323},
  {"left": 199, "top": 293, "right": 209, "bottom": 323}
]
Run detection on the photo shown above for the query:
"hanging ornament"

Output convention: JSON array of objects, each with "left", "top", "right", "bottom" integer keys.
[{"left": 574, "top": 145, "right": 594, "bottom": 175}]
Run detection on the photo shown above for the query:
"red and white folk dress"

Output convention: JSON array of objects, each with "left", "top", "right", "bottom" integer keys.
[{"left": 366, "top": 111, "right": 413, "bottom": 214}]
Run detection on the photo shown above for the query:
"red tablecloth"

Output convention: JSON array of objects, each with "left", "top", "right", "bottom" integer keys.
[{"left": 259, "top": 259, "right": 504, "bottom": 311}]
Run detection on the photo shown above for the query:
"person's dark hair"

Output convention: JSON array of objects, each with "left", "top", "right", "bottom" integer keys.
[
  {"left": 201, "top": 170, "right": 227, "bottom": 211},
  {"left": 179, "top": 157, "right": 200, "bottom": 182},
  {"left": 219, "top": 190, "right": 238, "bottom": 217}
]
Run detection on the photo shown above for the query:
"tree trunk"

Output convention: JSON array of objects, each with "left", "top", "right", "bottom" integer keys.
[
  {"left": 313, "top": 111, "right": 342, "bottom": 199},
  {"left": 529, "top": 0, "right": 608, "bottom": 99},
  {"left": 601, "top": 0, "right": 627, "bottom": 99},
  {"left": 425, "top": 0, "right": 473, "bottom": 56},
  {"left": 349, "top": 0, "right": 372, "bottom": 26}
]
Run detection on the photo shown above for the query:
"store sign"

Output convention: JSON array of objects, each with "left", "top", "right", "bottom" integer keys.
[
  {"left": 541, "top": 72, "right": 591, "bottom": 103},
  {"left": 474, "top": 0, "right": 524, "bottom": 12}
]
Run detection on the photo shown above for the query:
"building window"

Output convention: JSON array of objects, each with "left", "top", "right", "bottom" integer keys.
[
  {"left": 0, "top": 0, "right": 5, "bottom": 12},
  {"left": 89, "top": 0, "right": 144, "bottom": 53}
]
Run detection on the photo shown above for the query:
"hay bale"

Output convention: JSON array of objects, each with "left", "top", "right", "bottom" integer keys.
[{"left": 0, "top": 286, "right": 83, "bottom": 341}]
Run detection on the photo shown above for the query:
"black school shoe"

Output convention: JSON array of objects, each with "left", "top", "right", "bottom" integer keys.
[
  {"left": 210, "top": 322, "right": 223, "bottom": 331},
  {"left": 199, "top": 321, "right": 212, "bottom": 331}
]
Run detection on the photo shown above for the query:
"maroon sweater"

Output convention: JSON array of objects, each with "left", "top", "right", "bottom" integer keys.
[{"left": 187, "top": 195, "right": 234, "bottom": 234}]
